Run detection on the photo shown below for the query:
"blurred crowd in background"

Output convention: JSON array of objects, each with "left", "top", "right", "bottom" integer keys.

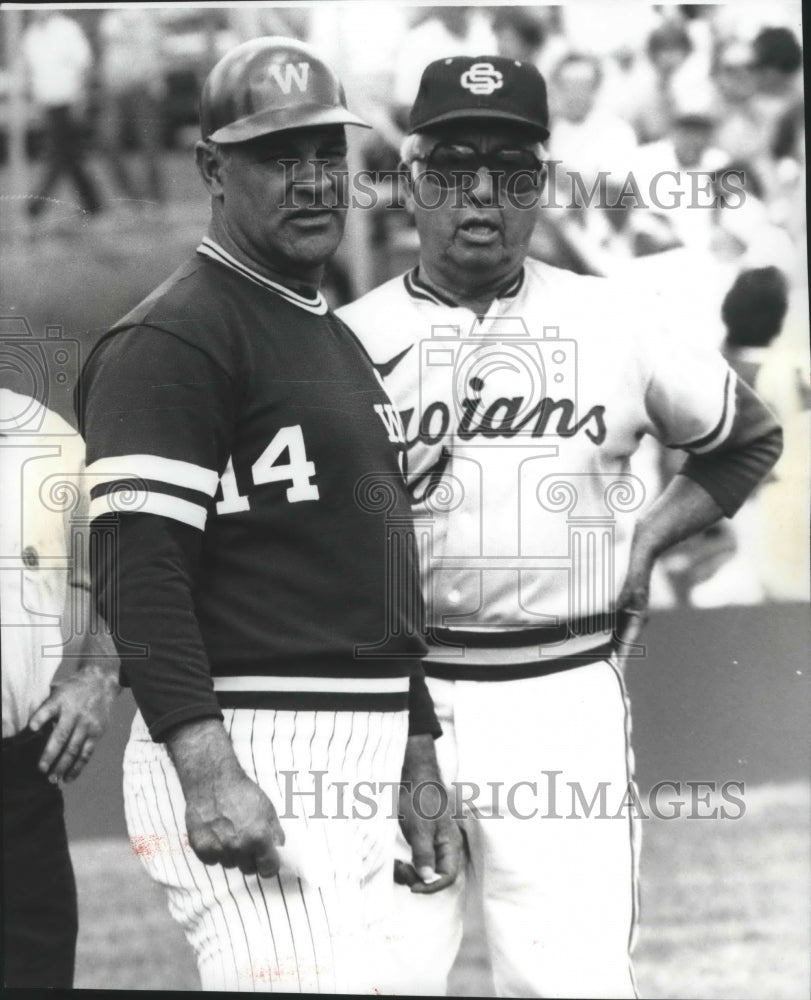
[{"left": 3, "top": 3, "right": 808, "bottom": 609}]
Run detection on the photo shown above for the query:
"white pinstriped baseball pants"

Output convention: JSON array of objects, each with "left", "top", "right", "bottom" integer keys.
[{"left": 124, "top": 707, "right": 409, "bottom": 993}]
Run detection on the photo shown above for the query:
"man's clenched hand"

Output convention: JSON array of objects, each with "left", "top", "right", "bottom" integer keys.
[{"left": 167, "top": 719, "right": 285, "bottom": 877}]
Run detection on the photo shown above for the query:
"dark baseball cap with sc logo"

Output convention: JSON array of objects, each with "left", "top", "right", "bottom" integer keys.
[{"left": 408, "top": 55, "right": 550, "bottom": 140}]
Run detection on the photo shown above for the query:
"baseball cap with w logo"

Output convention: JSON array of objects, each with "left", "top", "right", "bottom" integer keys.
[
  {"left": 408, "top": 56, "right": 549, "bottom": 140},
  {"left": 201, "top": 36, "right": 369, "bottom": 144}
]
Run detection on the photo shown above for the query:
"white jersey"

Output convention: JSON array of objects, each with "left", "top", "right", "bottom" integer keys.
[
  {"left": 0, "top": 390, "right": 88, "bottom": 736},
  {"left": 339, "top": 259, "right": 735, "bottom": 650}
]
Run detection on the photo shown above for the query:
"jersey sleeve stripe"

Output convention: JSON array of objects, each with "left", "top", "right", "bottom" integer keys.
[
  {"left": 89, "top": 492, "right": 208, "bottom": 530},
  {"left": 212, "top": 675, "right": 410, "bottom": 694},
  {"left": 90, "top": 479, "right": 211, "bottom": 509},
  {"left": 671, "top": 370, "right": 736, "bottom": 454},
  {"left": 86, "top": 455, "right": 219, "bottom": 495}
]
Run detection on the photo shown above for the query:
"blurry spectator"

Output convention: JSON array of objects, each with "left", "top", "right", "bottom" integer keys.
[
  {"left": 492, "top": 6, "right": 569, "bottom": 78},
  {"left": 709, "top": 26, "right": 804, "bottom": 215},
  {"left": 392, "top": 6, "right": 496, "bottom": 117},
  {"left": 561, "top": 0, "right": 658, "bottom": 59},
  {"left": 492, "top": 7, "right": 555, "bottom": 67},
  {"left": 626, "top": 21, "right": 694, "bottom": 143},
  {"left": 647, "top": 266, "right": 793, "bottom": 607},
  {"left": 770, "top": 101, "right": 806, "bottom": 247},
  {"left": 752, "top": 26, "right": 803, "bottom": 103},
  {"left": 676, "top": 4, "right": 716, "bottom": 66},
  {"left": 721, "top": 266, "right": 789, "bottom": 378},
  {"left": 598, "top": 3, "right": 705, "bottom": 133},
  {"left": 710, "top": 178, "right": 796, "bottom": 276},
  {"left": 712, "top": 39, "right": 768, "bottom": 171},
  {"left": 772, "top": 98, "right": 805, "bottom": 163},
  {"left": 710, "top": 5, "right": 801, "bottom": 44},
  {"left": 535, "top": 52, "right": 640, "bottom": 276},
  {"left": 690, "top": 266, "right": 807, "bottom": 605},
  {"left": 632, "top": 87, "right": 726, "bottom": 252},
  {"left": 22, "top": 10, "right": 103, "bottom": 221},
  {"left": 547, "top": 52, "right": 638, "bottom": 182},
  {"left": 603, "top": 146, "right": 795, "bottom": 370},
  {"left": 748, "top": 26, "right": 804, "bottom": 201},
  {"left": 98, "top": 8, "right": 165, "bottom": 208},
  {"left": 669, "top": 102, "right": 724, "bottom": 171}
]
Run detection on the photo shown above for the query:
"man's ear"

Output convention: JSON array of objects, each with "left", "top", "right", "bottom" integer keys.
[{"left": 195, "top": 141, "right": 226, "bottom": 198}]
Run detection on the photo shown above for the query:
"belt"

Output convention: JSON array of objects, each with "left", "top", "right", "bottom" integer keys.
[
  {"left": 424, "top": 640, "right": 616, "bottom": 682},
  {"left": 430, "top": 613, "right": 614, "bottom": 648}
]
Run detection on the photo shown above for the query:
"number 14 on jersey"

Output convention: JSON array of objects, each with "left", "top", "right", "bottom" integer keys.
[{"left": 216, "top": 424, "right": 319, "bottom": 514}]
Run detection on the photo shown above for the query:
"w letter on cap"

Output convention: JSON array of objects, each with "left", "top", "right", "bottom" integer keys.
[
  {"left": 267, "top": 61, "right": 310, "bottom": 95},
  {"left": 460, "top": 63, "right": 504, "bottom": 96}
]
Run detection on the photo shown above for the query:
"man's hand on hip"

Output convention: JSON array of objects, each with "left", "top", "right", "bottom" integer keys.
[
  {"left": 29, "top": 661, "right": 119, "bottom": 784},
  {"left": 166, "top": 718, "right": 285, "bottom": 878},
  {"left": 396, "top": 733, "right": 462, "bottom": 894}
]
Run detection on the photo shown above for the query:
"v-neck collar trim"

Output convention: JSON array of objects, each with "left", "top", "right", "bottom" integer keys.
[
  {"left": 197, "top": 238, "right": 328, "bottom": 315},
  {"left": 403, "top": 266, "right": 525, "bottom": 308}
]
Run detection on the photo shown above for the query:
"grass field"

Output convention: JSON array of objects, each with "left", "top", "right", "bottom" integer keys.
[{"left": 71, "top": 782, "right": 810, "bottom": 997}]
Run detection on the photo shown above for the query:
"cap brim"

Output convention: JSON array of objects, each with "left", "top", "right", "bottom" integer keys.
[
  {"left": 209, "top": 105, "right": 370, "bottom": 143},
  {"left": 410, "top": 108, "right": 549, "bottom": 141}
]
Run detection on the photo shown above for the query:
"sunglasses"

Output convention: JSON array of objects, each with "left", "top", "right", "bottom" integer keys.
[{"left": 413, "top": 142, "right": 545, "bottom": 192}]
